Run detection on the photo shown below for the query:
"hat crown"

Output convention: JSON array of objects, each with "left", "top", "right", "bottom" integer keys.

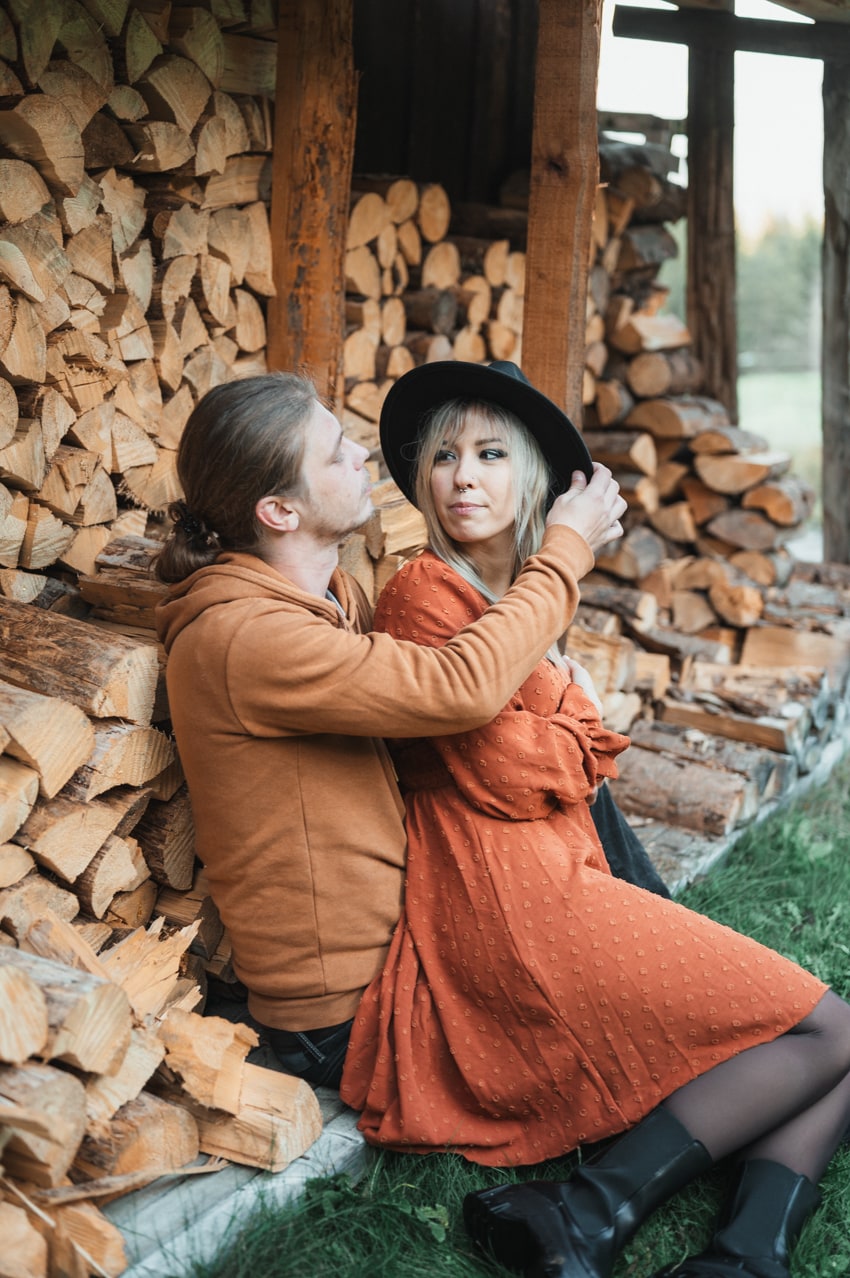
[{"left": 487, "top": 361, "right": 529, "bottom": 387}]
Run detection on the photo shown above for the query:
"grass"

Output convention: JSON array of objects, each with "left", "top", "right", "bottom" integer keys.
[
  {"left": 738, "top": 368, "right": 823, "bottom": 508},
  {"left": 183, "top": 753, "right": 850, "bottom": 1278}
]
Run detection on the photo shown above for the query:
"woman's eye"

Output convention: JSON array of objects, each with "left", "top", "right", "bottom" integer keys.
[
  {"left": 434, "top": 449, "right": 455, "bottom": 463},
  {"left": 482, "top": 448, "right": 507, "bottom": 460}
]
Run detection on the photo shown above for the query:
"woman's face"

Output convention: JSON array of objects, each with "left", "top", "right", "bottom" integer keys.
[{"left": 429, "top": 408, "right": 516, "bottom": 556}]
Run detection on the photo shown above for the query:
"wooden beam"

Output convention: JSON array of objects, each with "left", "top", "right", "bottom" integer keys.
[
  {"left": 613, "top": 5, "right": 850, "bottom": 60},
  {"left": 267, "top": 0, "right": 357, "bottom": 406},
  {"left": 821, "top": 60, "right": 850, "bottom": 564},
  {"left": 522, "top": 0, "right": 602, "bottom": 424},
  {"left": 687, "top": 10, "right": 738, "bottom": 422}
]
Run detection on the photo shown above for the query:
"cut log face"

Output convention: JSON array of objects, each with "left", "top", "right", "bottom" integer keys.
[
  {"left": 193, "top": 1062, "right": 323, "bottom": 1173},
  {"left": 0, "top": 962, "right": 49, "bottom": 1064},
  {"left": 72, "top": 1089, "right": 199, "bottom": 1181},
  {"left": 0, "top": 679, "right": 94, "bottom": 799},
  {"left": 0, "top": 947, "right": 132, "bottom": 1074},
  {"left": 0, "top": 1059, "right": 87, "bottom": 1187}
]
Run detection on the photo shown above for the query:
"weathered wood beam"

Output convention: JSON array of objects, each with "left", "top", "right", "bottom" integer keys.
[
  {"left": 267, "top": 0, "right": 357, "bottom": 406},
  {"left": 687, "top": 16, "right": 738, "bottom": 422},
  {"left": 821, "top": 60, "right": 850, "bottom": 564},
  {"left": 613, "top": 5, "right": 850, "bottom": 60},
  {"left": 522, "top": 0, "right": 603, "bottom": 425}
]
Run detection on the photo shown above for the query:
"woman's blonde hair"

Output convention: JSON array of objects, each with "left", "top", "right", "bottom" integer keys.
[{"left": 412, "top": 398, "right": 551, "bottom": 605}]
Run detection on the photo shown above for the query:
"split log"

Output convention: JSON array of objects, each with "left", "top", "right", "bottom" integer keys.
[
  {"left": 416, "top": 183, "right": 451, "bottom": 243},
  {"left": 155, "top": 1009, "right": 256, "bottom": 1114},
  {"left": 582, "top": 426, "right": 654, "bottom": 477},
  {"left": 625, "top": 395, "right": 728, "bottom": 441},
  {"left": 740, "top": 625, "right": 850, "bottom": 693},
  {"left": 0, "top": 682, "right": 94, "bottom": 800},
  {"left": 694, "top": 451, "right": 792, "bottom": 496},
  {"left": 76, "top": 833, "right": 150, "bottom": 919},
  {"left": 12, "top": 788, "right": 148, "bottom": 884},
  {"left": 133, "top": 786, "right": 196, "bottom": 890},
  {"left": 608, "top": 312, "right": 690, "bottom": 355},
  {"left": 0, "top": 1060, "right": 87, "bottom": 1187},
  {"left": 154, "top": 872, "right": 223, "bottom": 961},
  {"left": 741, "top": 474, "right": 816, "bottom": 526},
  {"left": 626, "top": 348, "right": 703, "bottom": 398},
  {"left": 0, "top": 758, "right": 39, "bottom": 843},
  {"left": 0, "top": 948, "right": 131, "bottom": 1075},
  {"left": 96, "top": 917, "right": 199, "bottom": 1020},
  {"left": 0, "top": 964, "right": 48, "bottom": 1064},
  {"left": 61, "top": 720, "right": 174, "bottom": 802},
  {"left": 578, "top": 580, "right": 658, "bottom": 631},
  {"left": 0, "top": 599, "right": 159, "bottom": 725},
  {"left": 192, "top": 1062, "right": 322, "bottom": 1172},
  {"left": 72, "top": 1090, "right": 199, "bottom": 1182},
  {"left": 705, "top": 508, "right": 790, "bottom": 553},
  {"left": 0, "top": 1200, "right": 47, "bottom": 1276},
  {"left": 85, "top": 1022, "right": 165, "bottom": 1132},
  {"left": 627, "top": 718, "right": 791, "bottom": 799},
  {"left": 594, "top": 527, "right": 667, "bottom": 584},
  {"left": 659, "top": 694, "right": 810, "bottom": 759},
  {"left": 608, "top": 745, "right": 753, "bottom": 837},
  {"left": 0, "top": 96, "right": 85, "bottom": 197},
  {"left": 689, "top": 424, "right": 769, "bottom": 455}
]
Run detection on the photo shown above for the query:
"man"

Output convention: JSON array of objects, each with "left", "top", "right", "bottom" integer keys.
[{"left": 155, "top": 370, "right": 629, "bottom": 1085}]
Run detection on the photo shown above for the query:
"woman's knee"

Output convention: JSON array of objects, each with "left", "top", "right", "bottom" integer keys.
[{"left": 793, "top": 990, "right": 850, "bottom": 1070}]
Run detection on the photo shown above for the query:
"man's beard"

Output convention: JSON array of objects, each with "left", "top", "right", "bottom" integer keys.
[{"left": 305, "top": 502, "right": 372, "bottom": 548}]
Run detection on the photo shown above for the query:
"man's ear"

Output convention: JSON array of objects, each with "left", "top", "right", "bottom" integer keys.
[{"left": 255, "top": 493, "right": 299, "bottom": 533}]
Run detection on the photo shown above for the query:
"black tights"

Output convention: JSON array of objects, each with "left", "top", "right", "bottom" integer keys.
[{"left": 662, "top": 989, "right": 850, "bottom": 1181}]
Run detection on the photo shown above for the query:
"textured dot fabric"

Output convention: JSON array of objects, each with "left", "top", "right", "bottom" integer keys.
[{"left": 339, "top": 553, "right": 828, "bottom": 1167}]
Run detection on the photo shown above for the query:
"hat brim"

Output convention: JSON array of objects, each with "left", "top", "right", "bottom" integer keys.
[{"left": 378, "top": 361, "right": 593, "bottom": 507}]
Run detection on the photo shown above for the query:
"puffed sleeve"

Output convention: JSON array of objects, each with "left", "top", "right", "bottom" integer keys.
[{"left": 375, "top": 555, "right": 630, "bottom": 820}]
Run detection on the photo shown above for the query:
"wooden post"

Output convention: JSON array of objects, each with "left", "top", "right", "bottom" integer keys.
[
  {"left": 822, "top": 60, "right": 850, "bottom": 564},
  {"left": 521, "top": 0, "right": 602, "bottom": 424},
  {"left": 267, "top": 0, "right": 357, "bottom": 407},
  {"left": 686, "top": 8, "right": 738, "bottom": 423}
]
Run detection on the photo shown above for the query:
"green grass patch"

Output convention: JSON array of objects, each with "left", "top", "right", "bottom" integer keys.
[{"left": 183, "top": 755, "right": 850, "bottom": 1278}]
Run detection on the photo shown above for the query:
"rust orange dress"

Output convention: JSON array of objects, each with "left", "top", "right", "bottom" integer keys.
[{"left": 339, "top": 552, "right": 828, "bottom": 1167}]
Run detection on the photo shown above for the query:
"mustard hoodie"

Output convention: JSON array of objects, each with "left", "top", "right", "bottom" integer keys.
[{"left": 155, "top": 526, "right": 594, "bottom": 1031}]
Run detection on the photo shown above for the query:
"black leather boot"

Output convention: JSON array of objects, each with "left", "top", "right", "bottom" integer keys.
[
  {"left": 463, "top": 1107, "right": 712, "bottom": 1278},
  {"left": 652, "top": 1158, "right": 821, "bottom": 1277}
]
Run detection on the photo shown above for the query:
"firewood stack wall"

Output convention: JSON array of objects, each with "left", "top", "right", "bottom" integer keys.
[
  {"left": 0, "top": 4, "right": 327, "bottom": 1270},
  {"left": 0, "top": 7, "right": 849, "bottom": 1267}
]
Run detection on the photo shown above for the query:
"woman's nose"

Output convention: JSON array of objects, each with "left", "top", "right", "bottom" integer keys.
[{"left": 453, "top": 459, "right": 476, "bottom": 489}]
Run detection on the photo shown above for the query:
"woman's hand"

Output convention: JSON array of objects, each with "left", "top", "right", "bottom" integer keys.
[
  {"left": 546, "top": 464, "right": 626, "bottom": 553},
  {"left": 562, "top": 656, "right": 604, "bottom": 716}
]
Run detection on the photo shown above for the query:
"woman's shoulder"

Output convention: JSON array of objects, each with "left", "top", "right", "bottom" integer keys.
[{"left": 374, "top": 550, "right": 486, "bottom": 641}]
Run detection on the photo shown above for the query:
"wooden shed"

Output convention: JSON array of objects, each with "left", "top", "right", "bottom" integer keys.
[{"left": 1, "top": 1, "right": 850, "bottom": 1272}]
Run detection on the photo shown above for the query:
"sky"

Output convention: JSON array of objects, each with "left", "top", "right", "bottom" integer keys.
[{"left": 597, "top": 0, "right": 825, "bottom": 240}]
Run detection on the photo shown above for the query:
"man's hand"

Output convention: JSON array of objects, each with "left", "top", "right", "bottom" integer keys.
[{"left": 546, "top": 464, "right": 626, "bottom": 554}]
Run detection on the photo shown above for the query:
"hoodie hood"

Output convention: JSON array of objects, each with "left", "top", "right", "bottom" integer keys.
[{"left": 155, "top": 551, "right": 360, "bottom": 653}]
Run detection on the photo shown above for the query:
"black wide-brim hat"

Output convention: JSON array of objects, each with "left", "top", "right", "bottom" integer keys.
[{"left": 379, "top": 360, "right": 593, "bottom": 508}]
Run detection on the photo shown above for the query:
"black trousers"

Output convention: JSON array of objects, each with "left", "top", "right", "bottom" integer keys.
[{"left": 589, "top": 780, "right": 671, "bottom": 899}]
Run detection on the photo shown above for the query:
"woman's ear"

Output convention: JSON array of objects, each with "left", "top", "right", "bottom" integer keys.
[{"left": 255, "top": 493, "right": 299, "bottom": 533}]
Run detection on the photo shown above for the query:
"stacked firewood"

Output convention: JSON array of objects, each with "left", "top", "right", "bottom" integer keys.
[
  {"left": 337, "top": 146, "right": 850, "bottom": 857},
  {"left": 0, "top": 589, "right": 321, "bottom": 1276},
  {"left": 0, "top": 0, "right": 274, "bottom": 603}
]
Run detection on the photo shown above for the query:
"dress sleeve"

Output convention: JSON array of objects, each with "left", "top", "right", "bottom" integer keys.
[{"left": 375, "top": 556, "right": 630, "bottom": 821}]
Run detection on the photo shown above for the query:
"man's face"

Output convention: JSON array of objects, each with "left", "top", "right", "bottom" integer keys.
[{"left": 295, "top": 401, "right": 374, "bottom": 544}]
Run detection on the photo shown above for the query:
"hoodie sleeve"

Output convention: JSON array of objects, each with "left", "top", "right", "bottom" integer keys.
[{"left": 225, "top": 526, "right": 594, "bottom": 739}]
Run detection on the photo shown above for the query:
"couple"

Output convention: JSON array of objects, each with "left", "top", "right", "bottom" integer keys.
[{"left": 155, "top": 361, "right": 850, "bottom": 1278}]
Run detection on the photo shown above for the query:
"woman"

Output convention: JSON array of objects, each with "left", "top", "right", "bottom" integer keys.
[{"left": 339, "top": 360, "right": 850, "bottom": 1278}]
